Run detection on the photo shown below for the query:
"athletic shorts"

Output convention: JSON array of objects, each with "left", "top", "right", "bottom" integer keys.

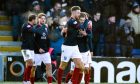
[
  {"left": 61, "top": 44, "right": 82, "bottom": 62},
  {"left": 21, "top": 49, "right": 34, "bottom": 62},
  {"left": 88, "top": 52, "right": 92, "bottom": 64},
  {"left": 70, "top": 50, "right": 92, "bottom": 70},
  {"left": 34, "top": 52, "right": 51, "bottom": 66},
  {"left": 81, "top": 50, "right": 92, "bottom": 67},
  {"left": 70, "top": 62, "right": 75, "bottom": 71}
]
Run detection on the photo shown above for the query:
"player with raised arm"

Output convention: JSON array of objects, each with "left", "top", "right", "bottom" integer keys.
[
  {"left": 65, "top": 12, "right": 93, "bottom": 84},
  {"left": 57, "top": 6, "right": 89, "bottom": 84}
]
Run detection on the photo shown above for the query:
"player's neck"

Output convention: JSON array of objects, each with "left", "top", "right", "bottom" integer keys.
[
  {"left": 71, "top": 15, "right": 76, "bottom": 19},
  {"left": 38, "top": 23, "right": 44, "bottom": 26},
  {"left": 28, "top": 21, "right": 33, "bottom": 25}
]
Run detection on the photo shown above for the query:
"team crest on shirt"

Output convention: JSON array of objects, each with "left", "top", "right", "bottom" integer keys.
[
  {"left": 27, "top": 25, "right": 31, "bottom": 28},
  {"left": 41, "top": 32, "right": 46, "bottom": 39},
  {"left": 73, "top": 21, "right": 77, "bottom": 24},
  {"left": 42, "top": 32, "right": 46, "bottom": 36}
]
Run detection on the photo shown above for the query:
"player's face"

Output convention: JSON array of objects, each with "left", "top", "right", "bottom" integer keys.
[
  {"left": 79, "top": 17, "right": 86, "bottom": 23},
  {"left": 39, "top": 16, "right": 46, "bottom": 24},
  {"left": 74, "top": 10, "right": 81, "bottom": 19},
  {"left": 32, "top": 19, "right": 36, "bottom": 24}
]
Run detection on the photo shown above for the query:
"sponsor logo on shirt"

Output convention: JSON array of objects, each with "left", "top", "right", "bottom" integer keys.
[
  {"left": 41, "top": 32, "right": 46, "bottom": 39},
  {"left": 73, "top": 21, "right": 77, "bottom": 24},
  {"left": 27, "top": 25, "right": 31, "bottom": 28}
]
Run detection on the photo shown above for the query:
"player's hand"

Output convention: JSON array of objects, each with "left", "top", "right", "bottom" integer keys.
[
  {"left": 88, "top": 20, "right": 92, "bottom": 30},
  {"left": 62, "top": 27, "right": 67, "bottom": 33},
  {"left": 61, "top": 28, "right": 67, "bottom": 37},
  {"left": 39, "top": 48, "right": 45, "bottom": 53},
  {"left": 79, "top": 30, "right": 87, "bottom": 36}
]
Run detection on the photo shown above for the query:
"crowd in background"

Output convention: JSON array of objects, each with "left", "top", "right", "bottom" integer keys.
[{"left": 3, "top": 0, "right": 140, "bottom": 58}]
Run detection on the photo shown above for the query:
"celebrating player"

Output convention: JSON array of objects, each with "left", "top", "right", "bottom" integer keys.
[
  {"left": 30, "top": 13, "right": 52, "bottom": 84},
  {"left": 65, "top": 12, "right": 93, "bottom": 84},
  {"left": 57, "top": 6, "right": 89, "bottom": 84},
  {"left": 21, "top": 14, "right": 36, "bottom": 84}
]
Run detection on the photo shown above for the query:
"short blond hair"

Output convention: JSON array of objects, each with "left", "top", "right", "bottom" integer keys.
[
  {"left": 80, "top": 12, "right": 87, "bottom": 18},
  {"left": 37, "top": 13, "right": 46, "bottom": 18},
  {"left": 70, "top": 6, "right": 81, "bottom": 12}
]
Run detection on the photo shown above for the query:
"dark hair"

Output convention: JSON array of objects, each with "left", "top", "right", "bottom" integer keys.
[
  {"left": 28, "top": 14, "right": 36, "bottom": 21},
  {"left": 70, "top": 6, "right": 81, "bottom": 12}
]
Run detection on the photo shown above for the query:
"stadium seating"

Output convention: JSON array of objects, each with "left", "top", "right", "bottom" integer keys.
[{"left": 0, "top": 11, "right": 21, "bottom": 53}]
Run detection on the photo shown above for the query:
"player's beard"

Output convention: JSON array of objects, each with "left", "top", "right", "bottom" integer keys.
[
  {"left": 40, "top": 21, "right": 45, "bottom": 25},
  {"left": 75, "top": 16, "right": 80, "bottom": 20}
]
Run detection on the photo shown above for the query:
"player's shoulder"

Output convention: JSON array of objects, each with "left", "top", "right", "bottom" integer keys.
[
  {"left": 68, "top": 18, "right": 78, "bottom": 25},
  {"left": 22, "top": 23, "right": 32, "bottom": 29},
  {"left": 34, "top": 24, "right": 41, "bottom": 29}
]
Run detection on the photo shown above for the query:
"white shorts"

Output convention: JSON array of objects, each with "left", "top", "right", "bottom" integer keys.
[
  {"left": 88, "top": 52, "right": 92, "bottom": 64},
  {"left": 81, "top": 51, "right": 92, "bottom": 67},
  {"left": 70, "top": 62, "right": 75, "bottom": 71},
  {"left": 34, "top": 52, "right": 51, "bottom": 66},
  {"left": 61, "top": 45, "right": 82, "bottom": 62},
  {"left": 70, "top": 51, "right": 92, "bottom": 70},
  {"left": 21, "top": 49, "right": 34, "bottom": 62}
]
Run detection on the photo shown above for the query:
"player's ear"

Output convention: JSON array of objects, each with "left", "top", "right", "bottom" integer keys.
[
  {"left": 37, "top": 18, "right": 41, "bottom": 23},
  {"left": 72, "top": 11, "right": 75, "bottom": 15}
]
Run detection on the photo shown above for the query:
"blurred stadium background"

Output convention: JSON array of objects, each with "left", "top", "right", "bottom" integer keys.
[{"left": 0, "top": 0, "right": 140, "bottom": 83}]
